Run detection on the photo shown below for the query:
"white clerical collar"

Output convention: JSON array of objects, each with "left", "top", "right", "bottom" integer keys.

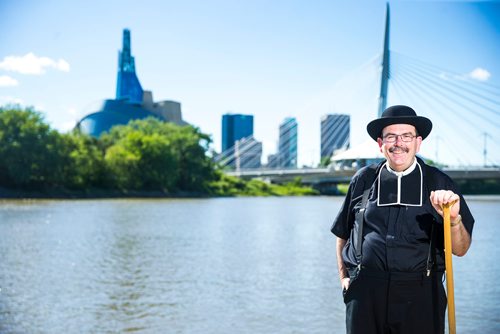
[
  {"left": 377, "top": 159, "right": 423, "bottom": 207},
  {"left": 385, "top": 158, "right": 417, "bottom": 177}
]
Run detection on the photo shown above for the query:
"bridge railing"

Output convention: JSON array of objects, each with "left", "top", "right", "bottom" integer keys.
[{"left": 225, "top": 166, "right": 500, "bottom": 183}]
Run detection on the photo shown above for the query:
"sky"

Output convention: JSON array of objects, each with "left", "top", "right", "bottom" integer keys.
[{"left": 1, "top": 0, "right": 499, "bottom": 167}]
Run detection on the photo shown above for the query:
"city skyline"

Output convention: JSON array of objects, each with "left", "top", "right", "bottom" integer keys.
[{"left": 1, "top": 1, "right": 499, "bottom": 166}]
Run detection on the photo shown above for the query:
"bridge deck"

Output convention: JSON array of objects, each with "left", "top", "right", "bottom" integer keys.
[{"left": 226, "top": 166, "right": 500, "bottom": 184}]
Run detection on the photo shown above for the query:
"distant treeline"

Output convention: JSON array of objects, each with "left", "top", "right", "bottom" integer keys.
[{"left": 0, "top": 106, "right": 317, "bottom": 197}]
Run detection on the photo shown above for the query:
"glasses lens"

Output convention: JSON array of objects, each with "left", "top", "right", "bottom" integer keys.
[
  {"left": 402, "top": 135, "right": 413, "bottom": 142},
  {"left": 384, "top": 135, "right": 396, "bottom": 142},
  {"left": 384, "top": 134, "right": 414, "bottom": 142}
]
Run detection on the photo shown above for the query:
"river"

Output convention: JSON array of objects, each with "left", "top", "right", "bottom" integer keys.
[{"left": 0, "top": 196, "right": 498, "bottom": 333}]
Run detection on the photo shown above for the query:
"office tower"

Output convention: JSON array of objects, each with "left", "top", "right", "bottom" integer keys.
[
  {"left": 234, "top": 136, "right": 262, "bottom": 169},
  {"left": 321, "top": 114, "right": 350, "bottom": 159},
  {"left": 214, "top": 136, "right": 262, "bottom": 169},
  {"left": 266, "top": 153, "right": 279, "bottom": 168},
  {"left": 221, "top": 114, "right": 254, "bottom": 151},
  {"left": 277, "top": 117, "right": 298, "bottom": 168},
  {"left": 116, "top": 29, "right": 144, "bottom": 104}
]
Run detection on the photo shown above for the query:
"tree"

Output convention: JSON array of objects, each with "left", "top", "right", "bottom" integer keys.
[
  {"left": 319, "top": 156, "right": 332, "bottom": 168},
  {"left": 60, "top": 131, "right": 106, "bottom": 189},
  {"left": 167, "top": 125, "right": 216, "bottom": 192},
  {"left": 102, "top": 119, "right": 183, "bottom": 191},
  {"left": 0, "top": 106, "right": 65, "bottom": 188},
  {"left": 100, "top": 118, "right": 217, "bottom": 193}
]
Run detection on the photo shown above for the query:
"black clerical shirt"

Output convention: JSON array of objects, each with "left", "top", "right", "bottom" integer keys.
[
  {"left": 360, "top": 194, "right": 437, "bottom": 272},
  {"left": 331, "top": 158, "right": 475, "bottom": 273}
]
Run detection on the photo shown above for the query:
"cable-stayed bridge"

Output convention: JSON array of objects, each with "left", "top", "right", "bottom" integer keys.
[{"left": 223, "top": 3, "right": 500, "bottom": 188}]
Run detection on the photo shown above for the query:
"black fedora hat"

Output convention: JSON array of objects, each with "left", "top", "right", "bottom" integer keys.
[{"left": 366, "top": 105, "right": 432, "bottom": 141}]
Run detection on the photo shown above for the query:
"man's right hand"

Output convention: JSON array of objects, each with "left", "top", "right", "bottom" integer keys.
[{"left": 341, "top": 277, "right": 350, "bottom": 294}]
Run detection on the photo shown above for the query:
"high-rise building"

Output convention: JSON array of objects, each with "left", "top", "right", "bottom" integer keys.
[
  {"left": 221, "top": 114, "right": 254, "bottom": 152},
  {"left": 277, "top": 117, "right": 298, "bottom": 168},
  {"left": 116, "top": 29, "right": 144, "bottom": 104},
  {"left": 321, "top": 114, "right": 350, "bottom": 159},
  {"left": 215, "top": 136, "right": 262, "bottom": 169},
  {"left": 266, "top": 153, "right": 279, "bottom": 168}
]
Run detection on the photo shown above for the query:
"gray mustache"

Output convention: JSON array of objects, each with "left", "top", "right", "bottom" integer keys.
[{"left": 389, "top": 146, "right": 410, "bottom": 153}]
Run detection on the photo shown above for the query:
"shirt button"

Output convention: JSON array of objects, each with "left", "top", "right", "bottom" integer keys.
[{"left": 387, "top": 234, "right": 395, "bottom": 246}]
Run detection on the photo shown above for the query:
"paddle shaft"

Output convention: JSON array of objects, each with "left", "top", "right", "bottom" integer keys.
[{"left": 443, "top": 203, "right": 456, "bottom": 334}]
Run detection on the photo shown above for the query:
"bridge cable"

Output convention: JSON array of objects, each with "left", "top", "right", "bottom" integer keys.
[{"left": 388, "top": 67, "right": 472, "bottom": 165}]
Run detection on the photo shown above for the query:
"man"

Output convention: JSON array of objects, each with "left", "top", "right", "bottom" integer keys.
[{"left": 331, "top": 105, "right": 474, "bottom": 334}]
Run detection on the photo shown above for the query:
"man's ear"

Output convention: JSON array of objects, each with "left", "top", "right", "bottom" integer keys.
[
  {"left": 377, "top": 138, "right": 383, "bottom": 151},
  {"left": 415, "top": 136, "right": 423, "bottom": 153}
]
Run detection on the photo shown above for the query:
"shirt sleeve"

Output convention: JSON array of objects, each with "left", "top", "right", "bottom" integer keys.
[
  {"left": 450, "top": 179, "right": 475, "bottom": 237},
  {"left": 433, "top": 168, "right": 475, "bottom": 237},
  {"left": 330, "top": 173, "right": 361, "bottom": 239}
]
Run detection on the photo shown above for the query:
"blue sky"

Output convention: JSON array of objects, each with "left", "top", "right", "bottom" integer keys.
[{"left": 1, "top": 0, "right": 499, "bottom": 166}]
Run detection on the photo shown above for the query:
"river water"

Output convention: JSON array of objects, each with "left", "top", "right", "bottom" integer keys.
[{"left": 0, "top": 196, "right": 498, "bottom": 333}]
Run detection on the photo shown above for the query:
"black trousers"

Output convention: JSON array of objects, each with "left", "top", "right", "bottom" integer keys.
[{"left": 343, "top": 269, "right": 447, "bottom": 334}]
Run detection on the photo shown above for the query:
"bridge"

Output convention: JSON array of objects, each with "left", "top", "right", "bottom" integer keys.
[
  {"left": 221, "top": 3, "right": 500, "bottom": 190},
  {"left": 226, "top": 165, "right": 500, "bottom": 185}
]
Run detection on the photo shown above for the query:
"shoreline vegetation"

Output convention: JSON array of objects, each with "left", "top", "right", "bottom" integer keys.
[
  {"left": 0, "top": 106, "right": 318, "bottom": 199},
  {"left": 2, "top": 106, "right": 495, "bottom": 198}
]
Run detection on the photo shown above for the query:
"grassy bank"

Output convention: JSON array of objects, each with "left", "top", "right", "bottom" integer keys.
[{"left": 0, "top": 175, "right": 319, "bottom": 199}]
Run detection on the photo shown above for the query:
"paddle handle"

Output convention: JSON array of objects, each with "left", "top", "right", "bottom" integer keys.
[{"left": 443, "top": 203, "right": 456, "bottom": 334}]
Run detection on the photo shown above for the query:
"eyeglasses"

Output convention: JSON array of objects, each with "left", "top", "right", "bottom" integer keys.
[{"left": 382, "top": 133, "right": 417, "bottom": 143}]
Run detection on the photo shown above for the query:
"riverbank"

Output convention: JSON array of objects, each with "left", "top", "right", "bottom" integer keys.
[
  {"left": 0, "top": 176, "right": 319, "bottom": 199},
  {"left": 2, "top": 181, "right": 498, "bottom": 199},
  {"left": 0, "top": 186, "right": 205, "bottom": 199}
]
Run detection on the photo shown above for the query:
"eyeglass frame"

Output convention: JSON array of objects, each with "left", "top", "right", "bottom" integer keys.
[{"left": 381, "top": 132, "right": 419, "bottom": 143}]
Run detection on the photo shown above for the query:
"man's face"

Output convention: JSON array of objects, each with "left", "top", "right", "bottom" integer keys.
[{"left": 377, "top": 124, "right": 422, "bottom": 172}]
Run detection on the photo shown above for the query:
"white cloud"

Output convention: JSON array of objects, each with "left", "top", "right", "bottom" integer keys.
[
  {"left": 438, "top": 68, "right": 491, "bottom": 82},
  {"left": 438, "top": 72, "right": 452, "bottom": 81},
  {"left": 0, "top": 52, "right": 70, "bottom": 75},
  {"left": 0, "top": 75, "right": 19, "bottom": 87},
  {"left": 57, "top": 59, "right": 70, "bottom": 72},
  {"left": 468, "top": 67, "right": 490, "bottom": 81}
]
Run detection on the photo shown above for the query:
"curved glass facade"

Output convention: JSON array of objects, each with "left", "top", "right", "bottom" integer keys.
[{"left": 77, "top": 100, "right": 162, "bottom": 137}]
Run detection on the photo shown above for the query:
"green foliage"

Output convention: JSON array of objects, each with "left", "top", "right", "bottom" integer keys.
[
  {"left": 101, "top": 118, "right": 216, "bottom": 192},
  {"left": 336, "top": 183, "right": 350, "bottom": 195},
  {"left": 0, "top": 106, "right": 318, "bottom": 197},
  {"left": 0, "top": 106, "right": 65, "bottom": 188},
  {"left": 423, "top": 158, "right": 448, "bottom": 169},
  {"left": 319, "top": 156, "right": 332, "bottom": 167},
  {"left": 208, "top": 172, "right": 248, "bottom": 196},
  {"left": 60, "top": 131, "right": 106, "bottom": 189},
  {"left": 103, "top": 128, "right": 178, "bottom": 191},
  {"left": 274, "top": 180, "right": 319, "bottom": 196},
  {"left": 208, "top": 173, "right": 319, "bottom": 196}
]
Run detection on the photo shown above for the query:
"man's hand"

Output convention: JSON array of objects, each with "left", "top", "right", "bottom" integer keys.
[
  {"left": 430, "top": 190, "right": 471, "bottom": 256},
  {"left": 341, "top": 277, "right": 350, "bottom": 294},
  {"left": 430, "top": 190, "right": 460, "bottom": 221}
]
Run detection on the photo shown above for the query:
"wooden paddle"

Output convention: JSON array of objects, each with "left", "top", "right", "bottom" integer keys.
[{"left": 443, "top": 201, "right": 457, "bottom": 334}]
